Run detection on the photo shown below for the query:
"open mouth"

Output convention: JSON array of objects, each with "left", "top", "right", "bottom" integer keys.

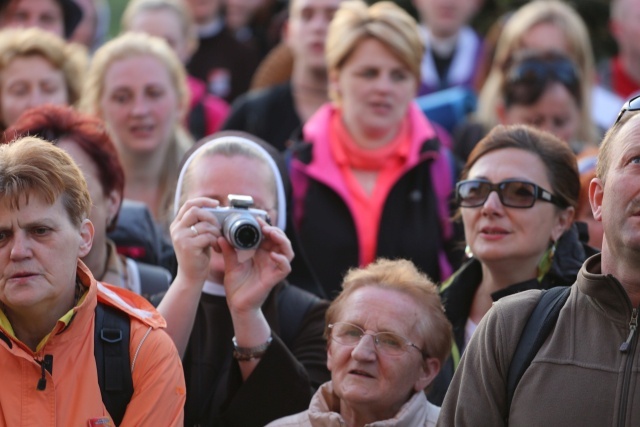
[
  {"left": 349, "top": 369, "right": 374, "bottom": 378},
  {"left": 129, "top": 124, "right": 155, "bottom": 135}
]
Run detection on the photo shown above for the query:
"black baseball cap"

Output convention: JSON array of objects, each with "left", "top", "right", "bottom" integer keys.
[{"left": 0, "top": 0, "right": 83, "bottom": 39}]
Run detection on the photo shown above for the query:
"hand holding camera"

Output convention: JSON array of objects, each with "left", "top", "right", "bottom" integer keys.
[{"left": 204, "top": 195, "right": 271, "bottom": 251}]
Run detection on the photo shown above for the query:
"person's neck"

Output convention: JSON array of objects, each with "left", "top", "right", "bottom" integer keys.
[
  {"left": 425, "top": 26, "right": 459, "bottom": 57},
  {"left": 600, "top": 242, "right": 640, "bottom": 307},
  {"left": 83, "top": 241, "right": 109, "bottom": 282},
  {"left": 291, "top": 64, "right": 328, "bottom": 122},
  {"left": 470, "top": 259, "right": 538, "bottom": 322},
  {"left": 620, "top": 53, "right": 640, "bottom": 87},
  {"left": 119, "top": 148, "right": 167, "bottom": 218},
  {"left": 5, "top": 292, "right": 76, "bottom": 351},
  {"left": 346, "top": 121, "right": 399, "bottom": 150}
]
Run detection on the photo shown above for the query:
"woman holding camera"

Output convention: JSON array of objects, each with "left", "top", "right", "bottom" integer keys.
[{"left": 158, "top": 132, "right": 330, "bottom": 427}]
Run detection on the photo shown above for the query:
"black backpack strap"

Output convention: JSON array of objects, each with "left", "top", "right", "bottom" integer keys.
[
  {"left": 506, "top": 286, "right": 571, "bottom": 419},
  {"left": 94, "top": 303, "right": 134, "bottom": 426}
]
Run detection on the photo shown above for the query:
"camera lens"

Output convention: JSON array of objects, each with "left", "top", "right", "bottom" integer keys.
[
  {"left": 233, "top": 224, "right": 261, "bottom": 249},
  {"left": 223, "top": 213, "right": 262, "bottom": 250}
]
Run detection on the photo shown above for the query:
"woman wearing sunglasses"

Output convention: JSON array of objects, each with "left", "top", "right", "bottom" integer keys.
[
  {"left": 475, "top": 0, "right": 615, "bottom": 148},
  {"left": 428, "top": 123, "right": 598, "bottom": 405},
  {"left": 497, "top": 51, "right": 586, "bottom": 154},
  {"left": 455, "top": 50, "right": 593, "bottom": 161}
]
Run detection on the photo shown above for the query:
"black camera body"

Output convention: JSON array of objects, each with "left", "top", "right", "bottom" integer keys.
[{"left": 205, "top": 195, "right": 270, "bottom": 250}]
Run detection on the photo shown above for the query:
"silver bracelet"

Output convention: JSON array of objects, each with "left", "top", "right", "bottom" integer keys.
[{"left": 232, "top": 335, "right": 273, "bottom": 361}]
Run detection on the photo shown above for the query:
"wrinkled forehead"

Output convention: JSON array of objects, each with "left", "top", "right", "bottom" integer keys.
[{"left": 613, "top": 113, "right": 640, "bottom": 154}]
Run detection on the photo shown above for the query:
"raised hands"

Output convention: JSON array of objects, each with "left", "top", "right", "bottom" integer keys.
[{"left": 220, "top": 217, "right": 294, "bottom": 315}]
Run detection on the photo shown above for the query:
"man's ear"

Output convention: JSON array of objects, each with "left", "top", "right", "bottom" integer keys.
[
  {"left": 78, "top": 218, "right": 94, "bottom": 258},
  {"left": 589, "top": 177, "right": 604, "bottom": 223}
]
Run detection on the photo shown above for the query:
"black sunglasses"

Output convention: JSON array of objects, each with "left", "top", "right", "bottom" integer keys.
[
  {"left": 614, "top": 95, "right": 640, "bottom": 125},
  {"left": 456, "top": 179, "right": 566, "bottom": 209}
]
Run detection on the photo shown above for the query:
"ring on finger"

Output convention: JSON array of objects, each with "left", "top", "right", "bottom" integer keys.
[{"left": 190, "top": 224, "right": 198, "bottom": 237}]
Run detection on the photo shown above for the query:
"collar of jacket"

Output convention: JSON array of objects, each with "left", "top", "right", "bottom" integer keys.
[
  {"left": 579, "top": 253, "right": 637, "bottom": 325},
  {"left": 289, "top": 102, "right": 442, "bottom": 191}
]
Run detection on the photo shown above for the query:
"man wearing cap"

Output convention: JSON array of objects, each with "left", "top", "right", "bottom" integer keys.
[{"left": 0, "top": 0, "right": 82, "bottom": 39}]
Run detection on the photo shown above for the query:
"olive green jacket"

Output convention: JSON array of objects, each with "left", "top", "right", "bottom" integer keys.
[{"left": 438, "top": 254, "right": 640, "bottom": 426}]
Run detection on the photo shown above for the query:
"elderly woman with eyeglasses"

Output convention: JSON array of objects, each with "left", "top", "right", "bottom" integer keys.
[
  {"left": 266, "top": 258, "right": 452, "bottom": 427},
  {"left": 428, "top": 124, "right": 598, "bottom": 405}
]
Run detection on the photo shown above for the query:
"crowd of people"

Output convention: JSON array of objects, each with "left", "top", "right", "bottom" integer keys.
[{"left": 0, "top": 0, "right": 639, "bottom": 425}]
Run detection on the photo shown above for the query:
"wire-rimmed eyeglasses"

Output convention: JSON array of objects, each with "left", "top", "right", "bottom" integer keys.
[
  {"left": 328, "top": 322, "right": 425, "bottom": 357},
  {"left": 456, "top": 179, "right": 566, "bottom": 209}
]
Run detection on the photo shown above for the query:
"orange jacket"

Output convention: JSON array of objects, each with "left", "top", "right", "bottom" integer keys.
[{"left": 0, "top": 262, "right": 186, "bottom": 426}]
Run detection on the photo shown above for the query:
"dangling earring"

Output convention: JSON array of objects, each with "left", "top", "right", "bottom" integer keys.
[
  {"left": 549, "top": 240, "right": 557, "bottom": 263},
  {"left": 464, "top": 245, "right": 474, "bottom": 259},
  {"left": 537, "top": 240, "right": 557, "bottom": 280}
]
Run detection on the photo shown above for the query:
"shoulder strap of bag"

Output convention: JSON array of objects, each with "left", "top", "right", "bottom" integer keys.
[
  {"left": 506, "top": 286, "right": 571, "bottom": 419},
  {"left": 94, "top": 303, "right": 134, "bottom": 426}
]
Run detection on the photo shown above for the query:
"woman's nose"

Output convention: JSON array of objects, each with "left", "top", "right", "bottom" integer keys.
[
  {"left": 351, "top": 334, "right": 377, "bottom": 361},
  {"left": 481, "top": 191, "right": 504, "bottom": 215},
  {"left": 10, "top": 232, "right": 32, "bottom": 261}
]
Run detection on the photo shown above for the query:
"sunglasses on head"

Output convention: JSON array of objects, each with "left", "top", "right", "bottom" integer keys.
[
  {"left": 506, "top": 55, "right": 579, "bottom": 88},
  {"left": 614, "top": 94, "right": 640, "bottom": 125},
  {"left": 504, "top": 55, "right": 581, "bottom": 107},
  {"left": 456, "top": 179, "right": 566, "bottom": 209}
]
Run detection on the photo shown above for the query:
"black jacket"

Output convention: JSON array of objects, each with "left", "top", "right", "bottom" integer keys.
[
  {"left": 183, "top": 281, "right": 330, "bottom": 427},
  {"left": 222, "top": 83, "right": 300, "bottom": 152}
]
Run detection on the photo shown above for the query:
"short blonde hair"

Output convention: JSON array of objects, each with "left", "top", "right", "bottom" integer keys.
[
  {"left": 325, "top": 258, "right": 452, "bottom": 365},
  {"left": 325, "top": 0, "right": 423, "bottom": 103},
  {"left": 0, "top": 27, "right": 87, "bottom": 106},
  {"left": 476, "top": 0, "right": 597, "bottom": 146},
  {"left": 0, "top": 136, "right": 91, "bottom": 227}
]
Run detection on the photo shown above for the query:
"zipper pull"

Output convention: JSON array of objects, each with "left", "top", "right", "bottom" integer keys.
[
  {"left": 620, "top": 309, "right": 638, "bottom": 352},
  {"left": 36, "top": 354, "right": 53, "bottom": 390}
]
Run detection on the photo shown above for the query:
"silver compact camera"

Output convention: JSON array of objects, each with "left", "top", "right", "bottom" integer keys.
[{"left": 206, "top": 195, "right": 270, "bottom": 250}]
